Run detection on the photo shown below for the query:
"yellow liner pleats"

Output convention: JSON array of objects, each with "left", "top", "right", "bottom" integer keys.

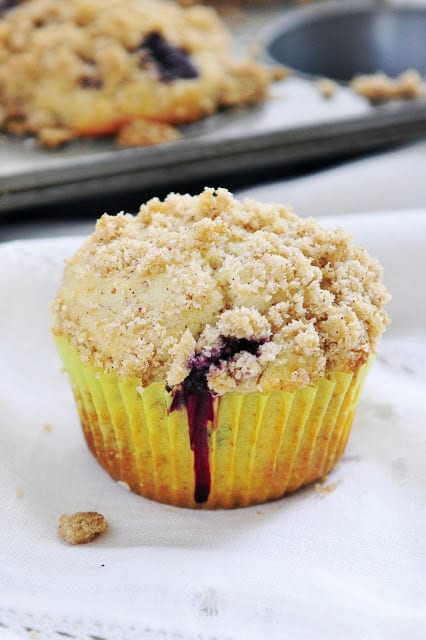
[{"left": 55, "top": 336, "right": 372, "bottom": 509}]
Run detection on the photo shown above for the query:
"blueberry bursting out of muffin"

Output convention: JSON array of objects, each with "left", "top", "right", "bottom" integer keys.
[{"left": 170, "top": 337, "right": 266, "bottom": 503}]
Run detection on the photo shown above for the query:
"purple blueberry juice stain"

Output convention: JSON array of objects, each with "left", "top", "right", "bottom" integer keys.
[
  {"left": 169, "top": 336, "right": 265, "bottom": 503},
  {"left": 136, "top": 32, "right": 198, "bottom": 83},
  {"left": 169, "top": 355, "right": 213, "bottom": 504},
  {"left": 187, "top": 390, "right": 214, "bottom": 504}
]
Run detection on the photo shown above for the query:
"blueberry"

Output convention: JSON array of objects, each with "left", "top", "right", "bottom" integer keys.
[
  {"left": 219, "top": 336, "right": 263, "bottom": 361},
  {"left": 172, "top": 335, "right": 265, "bottom": 405},
  {"left": 137, "top": 32, "right": 198, "bottom": 83}
]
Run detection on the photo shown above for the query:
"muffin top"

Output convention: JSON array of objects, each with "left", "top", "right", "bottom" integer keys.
[{"left": 52, "top": 188, "right": 389, "bottom": 394}]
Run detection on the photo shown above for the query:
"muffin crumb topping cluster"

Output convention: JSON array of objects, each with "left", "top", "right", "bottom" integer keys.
[{"left": 58, "top": 512, "right": 108, "bottom": 545}]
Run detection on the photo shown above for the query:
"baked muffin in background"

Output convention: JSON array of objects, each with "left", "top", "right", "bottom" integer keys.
[
  {"left": 0, "top": 0, "right": 277, "bottom": 147},
  {"left": 177, "top": 1, "right": 314, "bottom": 6},
  {"left": 51, "top": 188, "right": 389, "bottom": 509}
]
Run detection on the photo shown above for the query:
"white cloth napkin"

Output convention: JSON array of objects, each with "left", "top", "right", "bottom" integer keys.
[{"left": 0, "top": 210, "right": 425, "bottom": 640}]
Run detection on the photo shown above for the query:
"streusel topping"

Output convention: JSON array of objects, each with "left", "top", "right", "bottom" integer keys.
[{"left": 52, "top": 188, "right": 389, "bottom": 393}]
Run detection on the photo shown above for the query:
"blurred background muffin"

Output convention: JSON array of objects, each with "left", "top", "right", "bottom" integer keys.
[{"left": 0, "top": 0, "right": 278, "bottom": 147}]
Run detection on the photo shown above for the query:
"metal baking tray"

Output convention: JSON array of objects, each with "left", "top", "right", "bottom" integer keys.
[{"left": 1, "top": 0, "right": 426, "bottom": 215}]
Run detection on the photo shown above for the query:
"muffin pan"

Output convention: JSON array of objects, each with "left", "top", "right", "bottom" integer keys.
[
  {"left": 1, "top": 0, "right": 426, "bottom": 214},
  {"left": 266, "top": 1, "right": 426, "bottom": 81}
]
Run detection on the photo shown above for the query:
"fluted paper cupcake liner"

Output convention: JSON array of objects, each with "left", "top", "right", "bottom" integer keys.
[{"left": 55, "top": 336, "right": 371, "bottom": 509}]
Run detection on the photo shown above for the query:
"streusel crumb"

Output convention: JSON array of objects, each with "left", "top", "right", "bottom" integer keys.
[
  {"left": 351, "top": 70, "right": 426, "bottom": 103},
  {"left": 58, "top": 511, "right": 107, "bottom": 545},
  {"left": 316, "top": 78, "right": 338, "bottom": 99},
  {"left": 52, "top": 188, "right": 389, "bottom": 393},
  {"left": 116, "top": 119, "right": 180, "bottom": 147}
]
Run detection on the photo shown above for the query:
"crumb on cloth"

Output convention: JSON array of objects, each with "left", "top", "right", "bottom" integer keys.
[
  {"left": 314, "top": 476, "right": 339, "bottom": 498},
  {"left": 58, "top": 511, "right": 108, "bottom": 545}
]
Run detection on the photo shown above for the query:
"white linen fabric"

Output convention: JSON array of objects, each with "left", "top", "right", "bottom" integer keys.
[{"left": 0, "top": 211, "right": 425, "bottom": 640}]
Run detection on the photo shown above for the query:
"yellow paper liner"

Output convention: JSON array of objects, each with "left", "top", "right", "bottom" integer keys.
[{"left": 55, "top": 335, "right": 372, "bottom": 509}]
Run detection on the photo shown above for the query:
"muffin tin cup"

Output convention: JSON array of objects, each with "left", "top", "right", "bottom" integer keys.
[
  {"left": 55, "top": 335, "right": 371, "bottom": 509},
  {"left": 264, "top": 0, "right": 426, "bottom": 81}
]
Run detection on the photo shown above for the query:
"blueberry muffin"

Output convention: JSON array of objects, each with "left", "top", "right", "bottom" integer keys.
[
  {"left": 51, "top": 188, "right": 389, "bottom": 508},
  {"left": 0, "top": 0, "right": 277, "bottom": 147}
]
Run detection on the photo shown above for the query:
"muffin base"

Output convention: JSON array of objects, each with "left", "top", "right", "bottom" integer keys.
[{"left": 56, "top": 336, "right": 371, "bottom": 509}]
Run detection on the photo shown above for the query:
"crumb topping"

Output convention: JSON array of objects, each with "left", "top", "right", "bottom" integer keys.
[
  {"left": 351, "top": 70, "right": 426, "bottom": 103},
  {"left": 315, "top": 77, "right": 338, "bottom": 99},
  {"left": 116, "top": 118, "right": 180, "bottom": 147},
  {"left": 52, "top": 188, "right": 389, "bottom": 393},
  {"left": 58, "top": 511, "right": 107, "bottom": 545}
]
